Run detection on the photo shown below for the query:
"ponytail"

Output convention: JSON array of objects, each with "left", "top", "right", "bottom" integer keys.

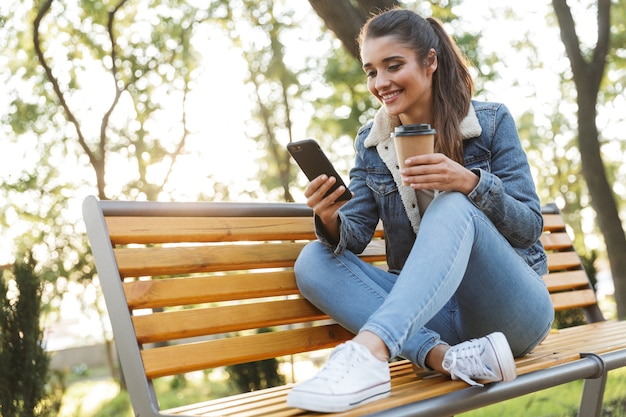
[{"left": 427, "top": 17, "right": 473, "bottom": 164}]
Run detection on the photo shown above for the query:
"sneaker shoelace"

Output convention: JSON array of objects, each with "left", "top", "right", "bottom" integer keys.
[
  {"left": 315, "top": 342, "right": 363, "bottom": 384},
  {"left": 443, "top": 342, "right": 495, "bottom": 387}
]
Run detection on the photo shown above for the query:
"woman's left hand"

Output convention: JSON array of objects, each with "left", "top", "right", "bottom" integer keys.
[{"left": 400, "top": 153, "right": 479, "bottom": 195}]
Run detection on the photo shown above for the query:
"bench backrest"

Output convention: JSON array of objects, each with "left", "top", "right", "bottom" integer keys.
[
  {"left": 541, "top": 204, "right": 604, "bottom": 322},
  {"left": 82, "top": 197, "right": 603, "bottom": 412}
]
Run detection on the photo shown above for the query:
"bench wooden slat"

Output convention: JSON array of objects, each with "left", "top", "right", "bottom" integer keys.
[
  {"left": 543, "top": 270, "right": 591, "bottom": 291},
  {"left": 106, "top": 216, "right": 317, "bottom": 244},
  {"left": 124, "top": 271, "right": 300, "bottom": 309},
  {"left": 115, "top": 241, "right": 387, "bottom": 278},
  {"left": 533, "top": 321, "right": 626, "bottom": 354},
  {"left": 551, "top": 288, "right": 599, "bottom": 311},
  {"left": 167, "top": 386, "right": 298, "bottom": 417},
  {"left": 107, "top": 217, "right": 386, "bottom": 245},
  {"left": 540, "top": 232, "right": 574, "bottom": 251},
  {"left": 546, "top": 251, "right": 583, "bottom": 271},
  {"left": 141, "top": 324, "right": 354, "bottom": 379},
  {"left": 114, "top": 243, "right": 308, "bottom": 277},
  {"left": 542, "top": 213, "right": 566, "bottom": 231},
  {"left": 514, "top": 321, "right": 626, "bottom": 374},
  {"left": 133, "top": 298, "right": 328, "bottom": 344}
]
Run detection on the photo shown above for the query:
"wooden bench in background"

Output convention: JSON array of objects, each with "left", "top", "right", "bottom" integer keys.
[{"left": 82, "top": 196, "right": 626, "bottom": 417}]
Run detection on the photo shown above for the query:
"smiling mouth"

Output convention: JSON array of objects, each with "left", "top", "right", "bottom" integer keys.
[{"left": 381, "top": 90, "right": 402, "bottom": 101}]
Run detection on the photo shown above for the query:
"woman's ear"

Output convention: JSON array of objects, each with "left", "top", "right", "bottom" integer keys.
[{"left": 425, "top": 48, "right": 438, "bottom": 74}]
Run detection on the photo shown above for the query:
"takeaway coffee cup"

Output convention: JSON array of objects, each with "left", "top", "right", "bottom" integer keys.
[{"left": 393, "top": 123, "right": 436, "bottom": 170}]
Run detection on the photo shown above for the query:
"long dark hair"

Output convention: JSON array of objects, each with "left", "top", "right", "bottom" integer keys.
[{"left": 358, "top": 8, "right": 473, "bottom": 164}]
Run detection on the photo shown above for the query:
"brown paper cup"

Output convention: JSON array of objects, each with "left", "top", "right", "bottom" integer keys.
[{"left": 393, "top": 123, "right": 436, "bottom": 170}]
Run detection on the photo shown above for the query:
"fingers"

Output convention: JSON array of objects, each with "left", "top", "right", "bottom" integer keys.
[
  {"left": 400, "top": 154, "right": 466, "bottom": 192},
  {"left": 402, "top": 153, "right": 440, "bottom": 168},
  {"left": 400, "top": 154, "right": 442, "bottom": 183},
  {"left": 302, "top": 175, "right": 349, "bottom": 232},
  {"left": 304, "top": 175, "right": 349, "bottom": 208},
  {"left": 304, "top": 174, "right": 331, "bottom": 198}
]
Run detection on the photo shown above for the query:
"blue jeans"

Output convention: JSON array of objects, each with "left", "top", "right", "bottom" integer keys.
[{"left": 294, "top": 192, "right": 554, "bottom": 369}]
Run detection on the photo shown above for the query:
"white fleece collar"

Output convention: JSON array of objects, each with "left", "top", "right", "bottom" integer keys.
[
  {"left": 364, "top": 104, "right": 482, "bottom": 234},
  {"left": 364, "top": 104, "right": 481, "bottom": 147}
]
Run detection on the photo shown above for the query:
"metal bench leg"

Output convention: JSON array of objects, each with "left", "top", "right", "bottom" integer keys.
[{"left": 578, "top": 353, "right": 607, "bottom": 417}]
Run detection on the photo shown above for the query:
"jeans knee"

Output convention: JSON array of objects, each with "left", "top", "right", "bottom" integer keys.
[
  {"left": 424, "top": 192, "right": 480, "bottom": 228},
  {"left": 432, "top": 191, "right": 473, "bottom": 212},
  {"left": 511, "top": 313, "right": 554, "bottom": 357},
  {"left": 294, "top": 241, "right": 326, "bottom": 297}
]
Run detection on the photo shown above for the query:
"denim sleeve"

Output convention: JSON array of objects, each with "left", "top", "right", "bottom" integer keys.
[
  {"left": 314, "top": 125, "right": 380, "bottom": 254},
  {"left": 467, "top": 104, "right": 544, "bottom": 248}
]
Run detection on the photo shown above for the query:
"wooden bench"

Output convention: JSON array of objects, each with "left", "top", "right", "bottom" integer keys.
[{"left": 82, "top": 196, "right": 626, "bottom": 417}]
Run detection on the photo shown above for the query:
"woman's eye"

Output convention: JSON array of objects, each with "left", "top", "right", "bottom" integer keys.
[
  {"left": 388, "top": 64, "right": 401, "bottom": 71},
  {"left": 366, "top": 70, "right": 376, "bottom": 78}
]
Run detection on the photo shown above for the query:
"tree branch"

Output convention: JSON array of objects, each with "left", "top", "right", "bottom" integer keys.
[
  {"left": 308, "top": 0, "right": 365, "bottom": 59},
  {"left": 33, "top": 0, "right": 96, "bottom": 168},
  {"left": 101, "top": 0, "right": 129, "bottom": 164},
  {"left": 592, "top": 0, "right": 611, "bottom": 85},
  {"left": 552, "top": 0, "right": 609, "bottom": 93},
  {"left": 552, "top": 0, "right": 584, "bottom": 74},
  {"left": 308, "top": 0, "right": 400, "bottom": 60}
]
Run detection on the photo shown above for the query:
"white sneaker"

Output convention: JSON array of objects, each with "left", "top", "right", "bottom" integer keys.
[
  {"left": 287, "top": 341, "right": 391, "bottom": 412},
  {"left": 442, "top": 332, "right": 517, "bottom": 386}
]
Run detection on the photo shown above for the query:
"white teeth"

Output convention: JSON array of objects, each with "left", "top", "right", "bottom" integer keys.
[{"left": 382, "top": 91, "right": 401, "bottom": 100}]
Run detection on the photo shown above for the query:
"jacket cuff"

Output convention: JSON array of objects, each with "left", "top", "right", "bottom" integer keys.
[
  {"left": 314, "top": 212, "right": 348, "bottom": 254},
  {"left": 467, "top": 168, "right": 497, "bottom": 209}
]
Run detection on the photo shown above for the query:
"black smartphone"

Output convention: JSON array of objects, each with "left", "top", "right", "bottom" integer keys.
[{"left": 287, "top": 139, "right": 352, "bottom": 202}]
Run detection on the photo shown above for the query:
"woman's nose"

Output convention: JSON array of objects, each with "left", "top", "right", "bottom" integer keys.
[{"left": 375, "top": 73, "right": 390, "bottom": 91}]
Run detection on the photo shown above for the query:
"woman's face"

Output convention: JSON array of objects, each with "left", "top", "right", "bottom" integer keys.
[{"left": 361, "top": 35, "right": 437, "bottom": 124}]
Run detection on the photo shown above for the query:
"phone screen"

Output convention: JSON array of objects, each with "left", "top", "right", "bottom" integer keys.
[{"left": 287, "top": 139, "right": 352, "bottom": 202}]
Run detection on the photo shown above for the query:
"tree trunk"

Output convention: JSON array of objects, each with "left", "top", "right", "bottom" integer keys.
[
  {"left": 553, "top": 0, "right": 626, "bottom": 319},
  {"left": 308, "top": 0, "right": 400, "bottom": 60}
]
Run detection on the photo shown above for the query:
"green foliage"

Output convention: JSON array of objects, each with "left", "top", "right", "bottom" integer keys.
[
  {"left": 226, "top": 359, "right": 286, "bottom": 393},
  {"left": 553, "top": 308, "right": 587, "bottom": 330},
  {"left": 404, "top": 0, "right": 498, "bottom": 94},
  {"left": 224, "top": 329, "right": 286, "bottom": 393},
  {"left": 209, "top": 0, "right": 338, "bottom": 201},
  {"left": 0, "top": 252, "right": 63, "bottom": 417},
  {"left": 514, "top": 0, "right": 625, "bottom": 267},
  {"left": 307, "top": 41, "right": 377, "bottom": 142},
  {"left": 601, "top": 0, "right": 626, "bottom": 218},
  {"left": 516, "top": 72, "right": 592, "bottom": 257},
  {"left": 89, "top": 390, "right": 132, "bottom": 417},
  {"left": 3, "top": 0, "right": 210, "bottom": 202}
]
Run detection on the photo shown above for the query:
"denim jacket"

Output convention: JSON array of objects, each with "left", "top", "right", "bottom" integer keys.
[{"left": 315, "top": 100, "right": 548, "bottom": 276}]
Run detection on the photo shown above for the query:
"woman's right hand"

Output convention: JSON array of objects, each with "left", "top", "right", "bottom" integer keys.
[{"left": 304, "top": 175, "right": 352, "bottom": 239}]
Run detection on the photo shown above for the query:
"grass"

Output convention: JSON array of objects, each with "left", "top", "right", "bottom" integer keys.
[
  {"left": 58, "top": 377, "right": 122, "bottom": 417},
  {"left": 58, "top": 366, "right": 626, "bottom": 417},
  {"left": 459, "top": 367, "right": 626, "bottom": 417},
  {"left": 59, "top": 368, "right": 236, "bottom": 417}
]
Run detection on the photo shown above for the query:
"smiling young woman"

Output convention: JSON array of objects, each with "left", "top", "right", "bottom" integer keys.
[{"left": 287, "top": 7, "right": 553, "bottom": 413}]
